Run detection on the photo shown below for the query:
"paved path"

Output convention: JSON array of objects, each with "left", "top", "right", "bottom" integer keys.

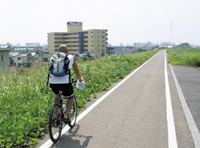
[
  {"left": 172, "top": 65, "right": 200, "bottom": 132},
  {"left": 38, "top": 50, "right": 199, "bottom": 148}
]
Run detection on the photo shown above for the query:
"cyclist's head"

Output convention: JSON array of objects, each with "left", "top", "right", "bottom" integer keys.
[{"left": 57, "top": 44, "right": 68, "bottom": 53}]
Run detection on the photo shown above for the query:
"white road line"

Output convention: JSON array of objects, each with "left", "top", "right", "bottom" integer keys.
[
  {"left": 39, "top": 51, "right": 160, "bottom": 148},
  {"left": 170, "top": 64, "right": 200, "bottom": 148},
  {"left": 164, "top": 50, "right": 178, "bottom": 148}
]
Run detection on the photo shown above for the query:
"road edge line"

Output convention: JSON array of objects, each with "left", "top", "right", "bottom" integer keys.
[{"left": 164, "top": 50, "right": 178, "bottom": 148}]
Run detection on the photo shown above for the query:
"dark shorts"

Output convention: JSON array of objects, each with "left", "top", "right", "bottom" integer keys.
[{"left": 50, "top": 83, "right": 74, "bottom": 98}]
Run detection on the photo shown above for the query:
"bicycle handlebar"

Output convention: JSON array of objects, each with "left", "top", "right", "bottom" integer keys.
[
  {"left": 72, "top": 78, "right": 85, "bottom": 90},
  {"left": 71, "top": 79, "right": 77, "bottom": 83}
]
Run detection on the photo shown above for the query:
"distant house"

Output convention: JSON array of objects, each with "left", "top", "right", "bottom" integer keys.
[
  {"left": 9, "top": 52, "right": 19, "bottom": 66},
  {"left": 33, "top": 48, "right": 49, "bottom": 62},
  {"left": 21, "top": 53, "right": 34, "bottom": 67},
  {"left": 107, "top": 46, "right": 115, "bottom": 54},
  {"left": 0, "top": 48, "right": 11, "bottom": 69},
  {"left": 8, "top": 46, "right": 50, "bottom": 67},
  {"left": 15, "top": 54, "right": 23, "bottom": 67}
]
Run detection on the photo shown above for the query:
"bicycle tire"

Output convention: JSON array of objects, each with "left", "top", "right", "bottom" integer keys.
[
  {"left": 49, "top": 104, "right": 63, "bottom": 143},
  {"left": 68, "top": 97, "right": 77, "bottom": 128}
]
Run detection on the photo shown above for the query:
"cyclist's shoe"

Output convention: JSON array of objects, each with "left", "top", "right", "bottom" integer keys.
[{"left": 62, "top": 118, "right": 71, "bottom": 124}]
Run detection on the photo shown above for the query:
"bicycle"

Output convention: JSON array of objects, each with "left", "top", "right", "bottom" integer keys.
[{"left": 48, "top": 79, "right": 78, "bottom": 143}]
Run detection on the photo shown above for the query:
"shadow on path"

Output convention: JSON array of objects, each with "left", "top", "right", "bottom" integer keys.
[{"left": 50, "top": 125, "right": 93, "bottom": 148}]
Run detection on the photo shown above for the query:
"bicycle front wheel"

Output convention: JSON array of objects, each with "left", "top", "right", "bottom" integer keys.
[
  {"left": 49, "top": 104, "right": 63, "bottom": 143},
  {"left": 68, "top": 97, "right": 77, "bottom": 128}
]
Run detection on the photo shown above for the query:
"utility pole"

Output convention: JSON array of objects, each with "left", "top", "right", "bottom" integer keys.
[{"left": 170, "top": 21, "right": 173, "bottom": 47}]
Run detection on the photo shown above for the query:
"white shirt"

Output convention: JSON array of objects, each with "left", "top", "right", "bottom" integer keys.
[{"left": 49, "top": 54, "right": 74, "bottom": 84}]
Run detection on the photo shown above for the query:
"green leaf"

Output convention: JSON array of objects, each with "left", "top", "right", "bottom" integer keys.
[
  {"left": 30, "top": 132, "right": 38, "bottom": 138},
  {"left": 31, "top": 138, "right": 38, "bottom": 142},
  {"left": 24, "top": 120, "right": 31, "bottom": 128}
]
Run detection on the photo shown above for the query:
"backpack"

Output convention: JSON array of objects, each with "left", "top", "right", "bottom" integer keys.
[
  {"left": 46, "top": 53, "right": 70, "bottom": 86},
  {"left": 50, "top": 52, "right": 70, "bottom": 76}
]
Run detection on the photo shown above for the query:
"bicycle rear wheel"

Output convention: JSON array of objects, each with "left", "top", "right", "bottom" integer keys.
[
  {"left": 49, "top": 104, "right": 63, "bottom": 143},
  {"left": 68, "top": 97, "right": 77, "bottom": 128}
]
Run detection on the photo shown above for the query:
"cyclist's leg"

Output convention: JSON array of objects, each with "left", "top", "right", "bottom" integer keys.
[
  {"left": 61, "top": 83, "right": 74, "bottom": 120},
  {"left": 50, "top": 84, "right": 60, "bottom": 104},
  {"left": 64, "top": 96, "right": 74, "bottom": 119},
  {"left": 54, "top": 94, "right": 60, "bottom": 104}
]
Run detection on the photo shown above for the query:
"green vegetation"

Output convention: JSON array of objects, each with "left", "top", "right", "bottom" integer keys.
[
  {"left": 0, "top": 50, "right": 159, "bottom": 147},
  {"left": 167, "top": 48, "right": 200, "bottom": 67}
]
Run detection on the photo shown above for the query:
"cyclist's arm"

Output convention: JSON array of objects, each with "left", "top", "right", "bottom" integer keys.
[{"left": 72, "top": 57, "right": 84, "bottom": 82}]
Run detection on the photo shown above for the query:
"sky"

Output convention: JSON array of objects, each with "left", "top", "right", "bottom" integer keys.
[{"left": 0, "top": 0, "right": 200, "bottom": 46}]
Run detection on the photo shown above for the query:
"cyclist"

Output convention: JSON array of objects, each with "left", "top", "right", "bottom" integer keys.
[{"left": 49, "top": 44, "right": 84, "bottom": 123}]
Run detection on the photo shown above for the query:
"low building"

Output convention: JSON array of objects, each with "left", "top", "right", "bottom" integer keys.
[
  {"left": 33, "top": 48, "right": 49, "bottom": 62},
  {"left": 20, "top": 53, "right": 34, "bottom": 67},
  {"left": 15, "top": 54, "right": 23, "bottom": 67},
  {"left": 0, "top": 48, "right": 12, "bottom": 69},
  {"left": 9, "top": 47, "right": 50, "bottom": 67},
  {"left": 9, "top": 52, "right": 19, "bottom": 65},
  {"left": 11, "top": 46, "right": 35, "bottom": 54}
]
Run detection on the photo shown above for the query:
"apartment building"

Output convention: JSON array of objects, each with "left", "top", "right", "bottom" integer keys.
[{"left": 48, "top": 22, "right": 108, "bottom": 57}]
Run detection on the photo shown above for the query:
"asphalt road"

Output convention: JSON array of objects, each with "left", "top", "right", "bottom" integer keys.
[
  {"left": 38, "top": 50, "right": 199, "bottom": 148},
  {"left": 172, "top": 65, "right": 200, "bottom": 132}
]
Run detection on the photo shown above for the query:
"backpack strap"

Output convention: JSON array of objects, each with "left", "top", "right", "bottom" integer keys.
[
  {"left": 46, "top": 64, "right": 53, "bottom": 86},
  {"left": 46, "top": 73, "right": 50, "bottom": 86},
  {"left": 64, "top": 55, "right": 70, "bottom": 74},
  {"left": 64, "top": 54, "right": 71, "bottom": 83}
]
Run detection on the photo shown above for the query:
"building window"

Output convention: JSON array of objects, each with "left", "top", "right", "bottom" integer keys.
[
  {"left": 17, "top": 57, "right": 21, "bottom": 60},
  {"left": 1, "top": 55, "right": 3, "bottom": 61}
]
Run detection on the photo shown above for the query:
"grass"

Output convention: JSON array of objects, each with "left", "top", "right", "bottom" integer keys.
[{"left": 167, "top": 48, "right": 200, "bottom": 67}]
